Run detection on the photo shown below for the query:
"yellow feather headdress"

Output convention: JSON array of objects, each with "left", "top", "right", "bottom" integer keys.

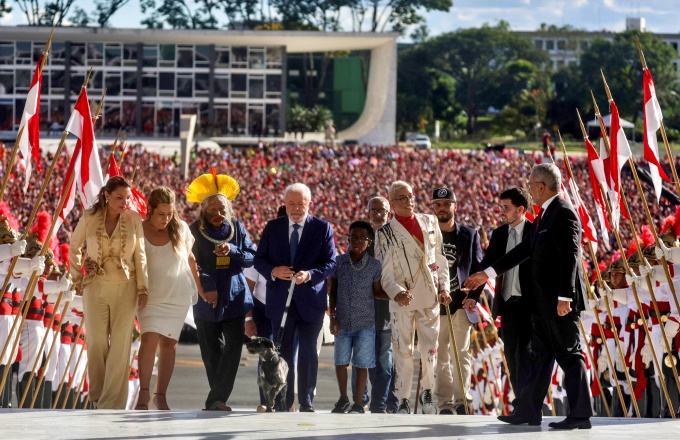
[{"left": 186, "top": 167, "right": 240, "bottom": 204}]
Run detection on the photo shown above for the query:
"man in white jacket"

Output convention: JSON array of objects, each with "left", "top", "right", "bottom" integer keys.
[{"left": 375, "top": 181, "right": 451, "bottom": 414}]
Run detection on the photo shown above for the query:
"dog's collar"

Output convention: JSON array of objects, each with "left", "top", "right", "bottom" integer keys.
[{"left": 264, "top": 350, "right": 280, "bottom": 363}]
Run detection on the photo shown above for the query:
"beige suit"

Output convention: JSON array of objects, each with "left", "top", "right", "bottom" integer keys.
[
  {"left": 375, "top": 214, "right": 449, "bottom": 401},
  {"left": 70, "top": 209, "right": 148, "bottom": 409}
]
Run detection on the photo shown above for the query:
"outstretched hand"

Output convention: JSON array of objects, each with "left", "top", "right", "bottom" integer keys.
[{"left": 463, "top": 272, "right": 488, "bottom": 291}]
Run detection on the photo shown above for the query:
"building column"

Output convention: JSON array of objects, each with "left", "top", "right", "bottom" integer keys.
[{"left": 136, "top": 42, "right": 143, "bottom": 136}]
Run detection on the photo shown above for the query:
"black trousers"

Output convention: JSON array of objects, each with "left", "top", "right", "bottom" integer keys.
[
  {"left": 196, "top": 316, "right": 245, "bottom": 409},
  {"left": 271, "top": 300, "right": 323, "bottom": 409},
  {"left": 516, "top": 314, "right": 593, "bottom": 419},
  {"left": 0, "top": 364, "right": 12, "bottom": 407},
  {"left": 498, "top": 296, "right": 532, "bottom": 399}
]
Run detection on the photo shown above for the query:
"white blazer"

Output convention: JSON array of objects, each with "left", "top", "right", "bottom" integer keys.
[{"left": 375, "top": 214, "right": 449, "bottom": 312}]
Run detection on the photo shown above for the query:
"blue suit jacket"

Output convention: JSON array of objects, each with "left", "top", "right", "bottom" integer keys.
[{"left": 254, "top": 215, "right": 336, "bottom": 323}]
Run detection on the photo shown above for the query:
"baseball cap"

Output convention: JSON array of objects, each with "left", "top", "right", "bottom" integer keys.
[{"left": 431, "top": 188, "right": 456, "bottom": 203}]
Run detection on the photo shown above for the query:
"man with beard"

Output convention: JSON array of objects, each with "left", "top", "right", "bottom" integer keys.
[
  {"left": 430, "top": 188, "right": 483, "bottom": 415},
  {"left": 480, "top": 187, "right": 533, "bottom": 404}
]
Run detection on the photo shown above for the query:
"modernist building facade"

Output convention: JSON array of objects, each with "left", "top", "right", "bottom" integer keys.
[
  {"left": 0, "top": 27, "right": 397, "bottom": 144},
  {"left": 517, "top": 18, "right": 680, "bottom": 73}
]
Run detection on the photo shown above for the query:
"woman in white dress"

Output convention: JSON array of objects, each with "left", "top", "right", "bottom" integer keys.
[{"left": 135, "top": 187, "right": 202, "bottom": 410}]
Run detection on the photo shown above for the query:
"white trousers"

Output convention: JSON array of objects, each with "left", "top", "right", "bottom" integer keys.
[
  {"left": 18, "top": 319, "right": 45, "bottom": 378},
  {"left": 435, "top": 309, "right": 473, "bottom": 409},
  {"left": 391, "top": 306, "right": 440, "bottom": 401}
]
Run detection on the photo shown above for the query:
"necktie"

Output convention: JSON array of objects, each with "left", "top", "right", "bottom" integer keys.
[
  {"left": 290, "top": 224, "right": 300, "bottom": 264},
  {"left": 502, "top": 228, "right": 518, "bottom": 301},
  {"left": 535, "top": 207, "right": 544, "bottom": 229}
]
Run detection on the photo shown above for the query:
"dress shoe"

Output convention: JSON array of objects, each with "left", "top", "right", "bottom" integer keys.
[
  {"left": 548, "top": 417, "right": 591, "bottom": 430},
  {"left": 497, "top": 413, "right": 542, "bottom": 426},
  {"left": 299, "top": 404, "right": 315, "bottom": 412}
]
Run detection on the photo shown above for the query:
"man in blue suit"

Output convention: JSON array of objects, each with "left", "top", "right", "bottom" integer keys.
[{"left": 254, "top": 183, "right": 336, "bottom": 412}]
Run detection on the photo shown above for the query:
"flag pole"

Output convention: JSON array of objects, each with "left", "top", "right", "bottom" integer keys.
[
  {"left": 591, "top": 91, "right": 677, "bottom": 417},
  {"left": 635, "top": 36, "right": 680, "bottom": 200},
  {"left": 0, "top": 66, "right": 95, "bottom": 295},
  {"left": 0, "top": 68, "right": 97, "bottom": 399},
  {"left": 29, "top": 298, "right": 72, "bottom": 408},
  {"left": 602, "top": 70, "right": 680, "bottom": 329},
  {"left": 0, "top": 28, "right": 54, "bottom": 204},
  {"left": 557, "top": 132, "right": 636, "bottom": 416},
  {"left": 103, "top": 127, "right": 123, "bottom": 173},
  {"left": 601, "top": 71, "right": 680, "bottom": 409}
]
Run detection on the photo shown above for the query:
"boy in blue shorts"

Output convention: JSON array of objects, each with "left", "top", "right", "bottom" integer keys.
[{"left": 329, "top": 221, "right": 388, "bottom": 414}]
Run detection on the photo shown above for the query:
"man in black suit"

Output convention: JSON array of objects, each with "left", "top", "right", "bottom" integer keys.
[
  {"left": 480, "top": 187, "right": 533, "bottom": 401},
  {"left": 465, "top": 163, "right": 592, "bottom": 430},
  {"left": 431, "top": 188, "right": 483, "bottom": 415}
]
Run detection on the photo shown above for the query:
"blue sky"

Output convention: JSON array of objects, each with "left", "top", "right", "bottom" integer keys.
[{"left": 1, "top": 0, "right": 680, "bottom": 36}]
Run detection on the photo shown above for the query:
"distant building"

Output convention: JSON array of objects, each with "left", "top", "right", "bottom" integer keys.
[
  {"left": 0, "top": 26, "right": 397, "bottom": 144},
  {"left": 517, "top": 18, "right": 680, "bottom": 74}
]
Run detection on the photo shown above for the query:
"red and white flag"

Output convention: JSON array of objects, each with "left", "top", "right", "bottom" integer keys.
[
  {"left": 643, "top": 68, "right": 670, "bottom": 200},
  {"left": 65, "top": 89, "right": 104, "bottom": 210},
  {"left": 17, "top": 55, "right": 44, "bottom": 192},
  {"left": 54, "top": 149, "right": 78, "bottom": 234},
  {"left": 585, "top": 136, "right": 610, "bottom": 243},
  {"left": 105, "top": 155, "right": 148, "bottom": 218},
  {"left": 568, "top": 178, "right": 598, "bottom": 242},
  {"left": 606, "top": 102, "right": 632, "bottom": 229}
]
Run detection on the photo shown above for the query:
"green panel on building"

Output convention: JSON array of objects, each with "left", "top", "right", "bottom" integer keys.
[{"left": 333, "top": 58, "right": 365, "bottom": 115}]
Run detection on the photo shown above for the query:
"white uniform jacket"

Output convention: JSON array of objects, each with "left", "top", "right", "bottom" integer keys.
[{"left": 375, "top": 213, "right": 449, "bottom": 313}]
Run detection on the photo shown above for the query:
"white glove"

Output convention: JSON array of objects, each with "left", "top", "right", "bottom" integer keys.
[
  {"left": 641, "top": 342, "right": 653, "bottom": 367},
  {"left": 614, "top": 353, "right": 626, "bottom": 372},
  {"left": 669, "top": 248, "right": 680, "bottom": 264},
  {"left": 588, "top": 298, "right": 599, "bottom": 311},
  {"left": 625, "top": 273, "right": 641, "bottom": 287},
  {"left": 597, "top": 354, "right": 608, "bottom": 373},
  {"left": 10, "top": 240, "right": 27, "bottom": 257},
  {"left": 62, "top": 290, "right": 76, "bottom": 302},
  {"left": 656, "top": 243, "right": 670, "bottom": 261},
  {"left": 29, "top": 256, "right": 45, "bottom": 274},
  {"left": 638, "top": 263, "right": 651, "bottom": 279}
]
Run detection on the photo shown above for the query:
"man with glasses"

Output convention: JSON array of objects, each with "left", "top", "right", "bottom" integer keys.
[
  {"left": 465, "top": 164, "right": 591, "bottom": 429},
  {"left": 375, "top": 181, "right": 451, "bottom": 414},
  {"left": 479, "top": 187, "right": 533, "bottom": 406},
  {"left": 366, "top": 196, "right": 399, "bottom": 413},
  {"left": 430, "top": 187, "right": 483, "bottom": 415}
]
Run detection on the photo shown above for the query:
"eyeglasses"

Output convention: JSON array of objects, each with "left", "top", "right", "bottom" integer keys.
[
  {"left": 369, "top": 208, "right": 388, "bottom": 215},
  {"left": 392, "top": 195, "right": 415, "bottom": 204},
  {"left": 348, "top": 236, "right": 372, "bottom": 243}
]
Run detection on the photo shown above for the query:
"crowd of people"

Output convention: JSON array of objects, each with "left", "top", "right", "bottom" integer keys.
[
  {"left": 3, "top": 141, "right": 678, "bottom": 267},
  {"left": 2, "top": 140, "right": 680, "bottom": 424}
]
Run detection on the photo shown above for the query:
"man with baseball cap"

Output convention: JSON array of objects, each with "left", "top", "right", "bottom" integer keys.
[{"left": 430, "top": 187, "right": 483, "bottom": 414}]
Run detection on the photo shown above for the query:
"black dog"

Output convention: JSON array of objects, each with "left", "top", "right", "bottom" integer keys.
[{"left": 246, "top": 337, "right": 289, "bottom": 412}]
